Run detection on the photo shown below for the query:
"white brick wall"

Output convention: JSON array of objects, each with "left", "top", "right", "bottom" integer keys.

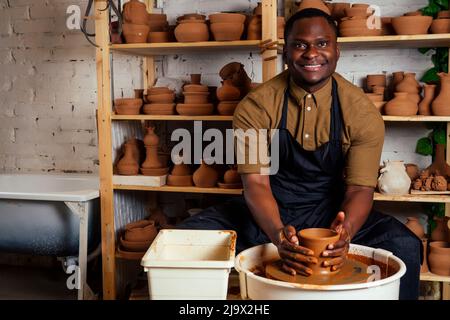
[{"left": 0, "top": 0, "right": 436, "bottom": 175}]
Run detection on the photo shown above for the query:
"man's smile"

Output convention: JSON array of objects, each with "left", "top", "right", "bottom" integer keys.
[{"left": 296, "top": 62, "right": 328, "bottom": 72}]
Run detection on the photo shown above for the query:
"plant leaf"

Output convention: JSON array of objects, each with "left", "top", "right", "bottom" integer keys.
[
  {"left": 418, "top": 47, "right": 432, "bottom": 54},
  {"left": 416, "top": 137, "right": 433, "bottom": 155},
  {"left": 433, "top": 128, "right": 447, "bottom": 145},
  {"left": 420, "top": 67, "right": 440, "bottom": 83},
  {"left": 421, "top": 2, "right": 442, "bottom": 17},
  {"left": 435, "top": 0, "right": 449, "bottom": 10}
]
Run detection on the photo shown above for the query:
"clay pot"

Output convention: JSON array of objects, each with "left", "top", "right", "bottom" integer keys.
[
  {"left": 120, "top": 236, "right": 152, "bottom": 252},
  {"left": 223, "top": 166, "right": 241, "bottom": 184},
  {"left": 147, "top": 87, "right": 172, "bottom": 95},
  {"left": 147, "top": 92, "right": 175, "bottom": 103},
  {"left": 176, "top": 103, "right": 214, "bottom": 116},
  {"left": 405, "top": 163, "right": 420, "bottom": 180},
  {"left": 114, "top": 98, "right": 142, "bottom": 115},
  {"left": 330, "top": 3, "right": 350, "bottom": 20},
  {"left": 247, "top": 15, "right": 262, "bottom": 40},
  {"left": 340, "top": 17, "right": 372, "bottom": 29},
  {"left": 217, "top": 101, "right": 239, "bottom": 115},
  {"left": 405, "top": 217, "right": 425, "bottom": 239},
  {"left": 192, "top": 161, "right": 219, "bottom": 188},
  {"left": 174, "top": 21, "right": 209, "bottom": 42},
  {"left": 125, "top": 223, "right": 158, "bottom": 242},
  {"left": 431, "top": 217, "right": 450, "bottom": 242},
  {"left": 371, "top": 86, "right": 385, "bottom": 96},
  {"left": 183, "top": 91, "right": 209, "bottom": 104},
  {"left": 148, "top": 31, "right": 170, "bottom": 43},
  {"left": 190, "top": 74, "right": 201, "bottom": 85},
  {"left": 438, "top": 11, "right": 450, "bottom": 19},
  {"left": 209, "top": 13, "right": 246, "bottom": 24},
  {"left": 431, "top": 18, "right": 450, "bottom": 34},
  {"left": 217, "top": 79, "right": 241, "bottom": 101},
  {"left": 297, "top": 228, "right": 340, "bottom": 275},
  {"left": 122, "top": 23, "right": 150, "bottom": 43},
  {"left": 183, "top": 84, "right": 209, "bottom": 93},
  {"left": 428, "top": 241, "right": 450, "bottom": 276},
  {"left": 384, "top": 92, "right": 418, "bottom": 116},
  {"left": 432, "top": 73, "right": 450, "bottom": 116},
  {"left": 392, "top": 71, "right": 404, "bottom": 88},
  {"left": 167, "top": 174, "right": 194, "bottom": 186},
  {"left": 134, "top": 89, "right": 144, "bottom": 99},
  {"left": 171, "top": 163, "right": 191, "bottom": 176},
  {"left": 141, "top": 146, "right": 163, "bottom": 169},
  {"left": 366, "top": 74, "right": 386, "bottom": 89},
  {"left": 391, "top": 16, "right": 432, "bottom": 35},
  {"left": 117, "top": 143, "right": 139, "bottom": 175},
  {"left": 143, "top": 127, "right": 159, "bottom": 146},
  {"left": 297, "top": 0, "right": 331, "bottom": 15},
  {"left": 344, "top": 6, "right": 372, "bottom": 18},
  {"left": 377, "top": 160, "right": 411, "bottom": 195},
  {"left": 123, "top": 0, "right": 149, "bottom": 25},
  {"left": 418, "top": 84, "right": 436, "bottom": 116},
  {"left": 211, "top": 22, "right": 244, "bottom": 41},
  {"left": 421, "top": 238, "right": 429, "bottom": 273},
  {"left": 396, "top": 73, "right": 420, "bottom": 94},
  {"left": 142, "top": 103, "right": 176, "bottom": 115}
]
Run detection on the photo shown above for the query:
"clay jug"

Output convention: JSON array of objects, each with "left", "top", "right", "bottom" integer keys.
[
  {"left": 297, "top": 0, "right": 331, "bottom": 15},
  {"left": 396, "top": 73, "right": 420, "bottom": 93},
  {"left": 141, "top": 146, "right": 163, "bottom": 168},
  {"left": 193, "top": 160, "right": 219, "bottom": 188},
  {"left": 392, "top": 71, "right": 404, "bottom": 88},
  {"left": 418, "top": 84, "right": 436, "bottom": 115},
  {"left": 171, "top": 163, "right": 191, "bottom": 176},
  {"left": 377, "top": 160, "right": 411, "bottom": 195},
  {"left": 117, "top": 143, "right": 139, "bottom": 175},
  {"left": 217, "top": 79, "right": 241, "bottom": 101},
  {"left": 421, "top": 238, "right": 429, "bottom": 273},
  {"left": 126, "top": 138, "right": 141, "bottom": 163},
  {"left": 384, "top": 92, "right": 418, "bottom": 116},
  {"left": 123, "top": 0, "right": 149, "bottom": 25},
  {"left": 297, "top": 228, "right": 339, "bottom": 275},
  {"left": 247, "top": 15, "right": 262, "bottom": 40},
  {"left": 428, "top": 241, "right": 450, "bottom": 276},
  {"left": 431, "top": 72, "right": 450, "bottom": 115},
  {"left": 431, "top": 216, "right": 450, "bottom": 241},
  {"left": 223, "top": 166, "right": 241, "bottom": 184},
  {"left": 143, "top": 127, "right": 159, "bottom": 146},
  {"left": 405, "top": 217, "right": 425, "bottom": 239}
]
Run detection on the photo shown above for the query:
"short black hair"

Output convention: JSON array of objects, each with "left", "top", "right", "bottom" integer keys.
[{"left": 284, "top": 8, "right": 338, "bottom": 41}]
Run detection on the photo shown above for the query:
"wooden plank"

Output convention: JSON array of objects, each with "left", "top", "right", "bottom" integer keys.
[
  {"left": 446, "top": 121, "right": 450, "bottom": 218},
  {"left": 374, "top": 192, "right": 450, "bottom": 203},
  {"left": 262, "top": 0, "right": 278, "bottom": 81},
  {"left": 383, "top": 116, "right": 450, "bottom": 122},
  {"left": 411, "top": 190, "right": 450, "bottom": 195},
  {"left": 420, "top": 272, "right": 450, "bottom": 283},
  {"left": 94, "top": 0, "right": 116, "bottom": 300},
  {"left": 144, "top": 0, "right": 155, "bottom": 89},
  {"left": 443, "top": 282, "right": 450, "bottom": 300},
  {"left": 113, "top": 184, "right": 243, "bottom": 195},
  {"left": 111, "top": 114, "right": 234, "bottom": 121},
  {"left": 337, "top": 34, "right": 450, "bottom": 49}
]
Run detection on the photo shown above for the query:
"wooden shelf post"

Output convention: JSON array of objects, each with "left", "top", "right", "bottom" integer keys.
[{"left": 262, "top": 0, "right": 278, "bottom": 81}]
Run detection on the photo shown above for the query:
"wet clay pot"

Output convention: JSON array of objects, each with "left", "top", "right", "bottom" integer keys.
[
  {"left": 297, "top": 228, "right": 340, "bottom": 275},
  {"left": 431, "top": 217, "right": 450, "bottom": 241},
  {"left": 192, "top": 161, "right": 219, "bottom": 188},
  {"left": 297, "top": 0, "right": 331, "bottom": 15},
  {"left": 418, "top": 84, "right": 436, "bottom": 115},
  {"left": 384, "top": 92, "right": 418, "bottom": 116},
  {"left": 143, "top": 127, "right": 159, "bottom": 146},
  {"left": 421, "top": 238, "right": 430, "bottom": 273},
  {"left": 117, "top": 143, "right": 139, "bottom": 175},
  {"left": 396, "top": 73, "right": 420, "bottom": 94},
  {"left": 123, "top": 0, "right": 149, "bottom": 25},
  {"left": 428, "top": 241, "right": 450, "bottom": 276},
  {"left": 217, "top": 79, "right": 241, "bottom": 101},
  {"left": 405, "top": 217, "right": 425, "bottom": 239},
  {"left": 377, "top": 160, "right": 411, "bottom": 195},
  {"left": 391, "top": 16, "right": 433, "bottom": 35},
  {"left": 432, "top": 73, "right": 450, "bottom": 116}
]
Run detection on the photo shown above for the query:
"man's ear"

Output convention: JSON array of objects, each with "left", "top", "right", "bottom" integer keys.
[{"left": 336, "top": 45, "right": 340, "bottom": 62}]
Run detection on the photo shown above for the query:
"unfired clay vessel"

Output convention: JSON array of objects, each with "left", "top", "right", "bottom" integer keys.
[
  {"left": 431, "top": 217, "right": 450, "bottom": 241},
  {"left": 431, "top": 73, "right": 450, "bottom": 116},
  {"left": 384, "top": 92, "right": 418, "bottom": 116},
  {"left": 117, "top": 143, "right": 139, "bottom": 175},
  {"left": 377, "top": 160, "right": 411, "bottom": 195},
  {"left": 418, "top": 84, "right": 436, "bottom": 115},
  {"left": 193, "top": 160, "right": 219, "bottom": 188},
  {"left": 396, "top": 73, "right": 420, "bottom": 94},
  {"left": 217, "top": 79, "right": 241, "bottom": 101},
  {"left": 428, "top": 241, "right": 450, "bottom": 276},
  {"left": 405, "top": 217, "right": 425, "bottom": 239}
]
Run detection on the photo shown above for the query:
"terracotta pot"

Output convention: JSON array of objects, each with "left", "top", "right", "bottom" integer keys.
[
  {"left": 223, "top": 167, "right": 241, "bottom": 184},
  {"left": 174, "top": 21, "right": 209, "bottom": 42},
  {"left": 217, "top": 79, "right": 241, "bottom": 101},
  {"left": 331, "top": 3, "right": 350, "bottom": 20},
  {"left": 418, "top": 84, "right": 436, "bottom": 115},
  {"left": 432, "top": 73, "right": 450, "bottom": 116},
  {"left": 396, "top": 73, "right": 420, "bottom": 94},
  {"left": 125, "top": 223, "right": 158, "bottom": 242},
  {"left": 114, "top": 98, "right": 142, "bottom": 115},
  {"left": 183, "top": 84, "right": 209, "bottom": 93},
  {"left": 147, "top": 20, "right": 169, "bottom": 32},
  {"left": 148, "top": 31, "right": 170, "bottom": 43},
  {"left": 117, "top": 143, "right": 139, "bottom": 175},
  {"left": 377, "top": 160, "right": 411, "bottom": 195},
  {"left": 122, "top": 23, "right": 150, "bottom": 43},
  {"left": 405, "top": 163, "right": 420, "bottom": 180},
  {"left": 391, "top": 16, "right": 432, "bottom": 35},
  {"left": 366, "top": 74, "right": 386, "bottom": 89},
  {"left": 297, "top": 0, "right": 331, "bottom": 15},
  {"left": 183, "top": 91, "right": 209, "bottom": 104},
  {"left": 297, "top": 228, "right": 340, "bottom": 275},
  {"left": 209, "top": 13, "right": 246, "bottom": 24},
  {"left": 192, "top": 161, "right": 219, "bottom": 188},
  {"left": 425, "top": 144, "right": 450, "bottom": 177},
  {"left": 120, "top": 236, "right": 152, "bottom": 252},
  {"left": 176, "top": 103, "right": 214, "bottom": 116},
  {"left": 171, "top": 162, "right": 191, "bottom": 176},
  {"left": 142, "top": 145, "right": 163, "bottom": 169},
  {"left": 125, "top": 219, "right": 154, "bottom": 230},
  {"left": 384, "top": 92, "right": 418, "bottom": 116},
  {"left": 344, "top": 6, "right": 372, "bottom": 18},
  {"left": 340, "top": 16, "right": 372, "bottom": 29},
  {"left": 421, "top": 238, "right": 429, "bottom": 273},
  {"left": 134, "top": 89, "right": 144, "bottom": 99},
  {"left": 167, "top": 174, "right": 194, "bottom": 186},
  {"left": 123, "top": 0, "right": 149, "bottom": 25},
  {"left": 438, "top": 11, "right": 450, "bottom": 19},
  {"left": 190, "top": 74, "right": 201, "bottom": 84},
  {"left": 408, "top": 93, "right": 421, "bottom": 104},
  {"left": 247, "top": 15, "right": 262, "bottom": 40},
  {"left": 143, "top": 127, "right": 159, "bottom": 146},
  {"left": 431, "top": 217, "right": 450, "bottom": 241},
  {"left": 371, "top": 85, "right": 385, "bottom": 96},
  {"left": 211, "top": 22, "right": 244, "bottom": 41},
  {"left": 428, "top": 241, "right": 450, "bottom": 276},
  {"left": 177, "top": 13, "right": 206, "bottom": 22},
  {"left": 404, "top": 11, "right": 422, "bottom": 16},
  {"left": 431, "top": 18, "right": 450, "bottom": 34},
  {"left": 405, "top": 217, "right": 425, "bottom": 239},
  {"left": 142, "top": 103, "right": 176, "bottom": 115},
  {"left": 217, "top": 101, "right": 239, "bottom": 115},
  {"left": 392, "top": 71, "right": 404, "bottom": 88},
  {"left": 147, "top": 92, "right": 175, "bottom": 103}
]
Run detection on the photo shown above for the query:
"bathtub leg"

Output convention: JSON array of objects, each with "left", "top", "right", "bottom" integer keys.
[{"left": 65, "top": 201, "right": 93, "bottom": 300}]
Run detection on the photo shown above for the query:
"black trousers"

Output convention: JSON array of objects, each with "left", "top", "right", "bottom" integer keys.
[{"left": 178, "top": 198, "right": 421, "bottom": 300}]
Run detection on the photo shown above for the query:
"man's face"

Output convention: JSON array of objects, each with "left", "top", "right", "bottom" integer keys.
[{"left": 285, "top": 17, "right": 340, "bottom": 91}]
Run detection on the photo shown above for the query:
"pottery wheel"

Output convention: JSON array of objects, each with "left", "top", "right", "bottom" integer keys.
[{"left": 265, "top": 258, "right": 372, "bottom": 285}]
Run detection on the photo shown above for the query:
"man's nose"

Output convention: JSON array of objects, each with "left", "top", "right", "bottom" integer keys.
[{"left": 303, "top": 45, "right": 319, "bottom": 59}]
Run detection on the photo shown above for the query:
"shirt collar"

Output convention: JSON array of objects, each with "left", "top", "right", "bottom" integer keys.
[{"left": 288, "top": 75, "right": 333, "bottom": 108}]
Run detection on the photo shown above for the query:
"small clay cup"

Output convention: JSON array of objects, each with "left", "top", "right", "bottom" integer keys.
[{"left": 298, "top": 228, "right": 340, "bottom": 276}]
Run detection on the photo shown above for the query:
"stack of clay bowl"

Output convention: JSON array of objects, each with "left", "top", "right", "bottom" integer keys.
[
  {"left": 216, "top": 79, "right": 241, "bottom": 115},
  {"left": 365, "top": 74, "right": 386, "bottom": 113},
  {"left": 339, "top": 4, "right": 382, "bottom": 37},
  {"left": 140, "top": 127, "right": 169, "bottom": 176},
  {"left": 192, "top": 160, "right": 219, "bottom": 188},
  {"left": 147, "top": 13, "right": 171, "bottom": 43},
  {"left": 384, "top": 72, "right": 421, "bottom": 116},
  {"left": 217, "top": 166, "right": 242, "bottom": 189},
  {"left": 118, "top": 219, "right": 158, "bottom": 260},
  {"left": 391, "top": 12, "right": 432, "bottom": 35},
  {"left": 122, "top": 0, "right": 150, "bottom": 43},
  {"left": 177, "top": 74, "right": 214, "bottom": 116},
  {"left": 430, "top": 10, "right": 450, "bottom": 34},
  {"left": 174, "top": 14, "right": 209, "bottom": 42},
  {"left": 209, "top": 13, "right": 246, "bottom": 41},
  {"left": 143, "top": 87, "right": 176, "bottom": 115},
  {"left": 114, "top": 98, "right": 142, "bottom": 115},
  {"left": 167, "top": 155, "right": 193, "bottom": 186}
]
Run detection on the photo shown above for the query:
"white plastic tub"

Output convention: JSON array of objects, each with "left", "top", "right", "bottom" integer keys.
[
  {"left": 235, "top": 243, "right": 406, "bottom": 300},
  {"left": 141, "top": 229, "right": 237, "bottom": 300}
]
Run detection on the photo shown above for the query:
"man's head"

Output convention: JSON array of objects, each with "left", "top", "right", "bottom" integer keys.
[{"left": 284, "top": 8, "right": 340, "bottom": 92}]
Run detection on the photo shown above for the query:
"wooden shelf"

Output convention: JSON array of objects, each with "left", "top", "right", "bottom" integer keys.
[
  {"left": 113, "top": 184, "right": 243, "bottom": 195},
  {"left": 382, "top": 116, "right": 450, "bottom": 122},
  {"left": 374, "top": 192, "right": 450, "bottom": 203},
  {"left": 111, "top": 114, "right": 233, "bottom": 121},
  {"left": 420, "top": 272, "right": 450, "bottom": 282},
  {"left": 337, "top": 34, "right": 450, "bottom": 49}
]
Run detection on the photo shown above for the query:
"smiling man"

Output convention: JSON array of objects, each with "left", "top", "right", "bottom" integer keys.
[{"left": 178, "top": 8, "right": 421, "bottom": 300}]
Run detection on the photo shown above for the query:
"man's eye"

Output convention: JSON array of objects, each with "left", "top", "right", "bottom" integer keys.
[
  {"left": 318, "top": 41, "right": 328, "bottom": 48},
  {"left": 295, "top": 43, "right": 307, "bottom": 49}
]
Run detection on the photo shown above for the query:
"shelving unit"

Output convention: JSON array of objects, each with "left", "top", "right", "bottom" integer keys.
[{"left": 95, "top": 0, "right": 450, "bottom": 299}]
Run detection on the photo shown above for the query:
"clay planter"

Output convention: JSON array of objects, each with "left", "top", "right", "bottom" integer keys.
[
  {"left": 384, "top": 92, "right": 418, "bottom": 116},
  {"left": 114, "top": 98, "right": 142, "bottom": 115},
  {"left": 366, "top": 74, "right": 386, "bottom": 88},
  {"left": 120, "top": 236, "right": 152, "bottom": 252},
  {"left": 211, "top": 22, "right": 244, "bottom": 41},
  {"left": 217, "top": 79, "right": 241, "bottom": 101},
  {"left": 122, "top": 23, "right": 150, "bottom": 43},
  {"left": 117, "top": 143, "right": 139, "bottom": 175},
  {"left": 431, "top": 217, "right": 450, "bottom": 241},
  {"left": 297, "top": 0, "right": 331, "bottom": 15},
  {"left": 432, "top": 73, "right": 450, "bottom": 116},
  {"left": 428, "top": 241, "right": 450, "bottom": 276},
  {"left": 171, "top": 163, "right": 191, "bottom": 176},
  {"left": 192, "top": 161, "right": 219, "bottom": 188},
  {"left": 418, "top": 84, "right": 436, "bottom": 116},
  {"left": 148, "top": 31, "right": 170, "bottom": 43},
  {"left": 431, "top": 18, "right": 450, "bottom": 34},
  {"left": 174, "top": 21, "right": 209, "bottom": 42},
  {"left": 405, "top": 217, "right": 425, "bottom": 239},
  {"left": 148, "top": 13, "right": 167, "bottom": 21},
  {"left": 147, "top": 92, "right": 175, "bottom": 103},
  {"left": 391, "top": 16, "right": 432, "bottom": 35},
  {"left": 176, "top": 103, "right": 214, "bottom": 116},
  {"left": 396, "top": 73, "right": 420, "bottom": 94},
  {"left": 123, "top": 0, "right": 149, "bottom": 25},
  {"left": 209, "top": 13, "right": 246, "bottom": 24},
  {"left": 297, "top": 228, "right": 340, "bottom": 275},
  {"left": 183, "top": 91, "right": 209, "bottom": 104},
  {"left": 143, "top": 103, "right": 176, "bottom": 115},
  {"left": 217, "top": 101, "right": 239, "bottom": 115},
  {"left": 377, "top": 160, "right": 411, "bottom": 195},
  {"left": 125, "top": 223, "right": 158, "bottom": 242},
  {"left": 167, "top": 174, "right": 194, "bottom": 186},
  {"left": 223, "top": 166, "right": 241, "bottom": 184}
]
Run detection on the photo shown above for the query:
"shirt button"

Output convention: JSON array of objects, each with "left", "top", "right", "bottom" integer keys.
[
  {"left": 307, "top": 94, "right": 312, "bottom": 98},
  {"left": 306, "top": 106, "right": 311, "bottom": 111},
  {"left": 304, "top": 133, "right": 310, "bottom": 139}
]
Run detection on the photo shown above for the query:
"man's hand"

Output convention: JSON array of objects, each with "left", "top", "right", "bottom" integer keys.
[
  {"left": 323, "top": 211, "right": 351, "bottom": 272},
  {"left": 275, "top": 225, "right": 317, "bottom": 276}
]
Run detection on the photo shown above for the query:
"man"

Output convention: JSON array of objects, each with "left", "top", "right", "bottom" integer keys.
[{"left": 179, "top": 8, "right": 421, "bottom": 300}]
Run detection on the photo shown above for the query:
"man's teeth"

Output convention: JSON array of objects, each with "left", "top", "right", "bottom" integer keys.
[{"left": 304, "top": 64, "right": 321, "bottom": 67}]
